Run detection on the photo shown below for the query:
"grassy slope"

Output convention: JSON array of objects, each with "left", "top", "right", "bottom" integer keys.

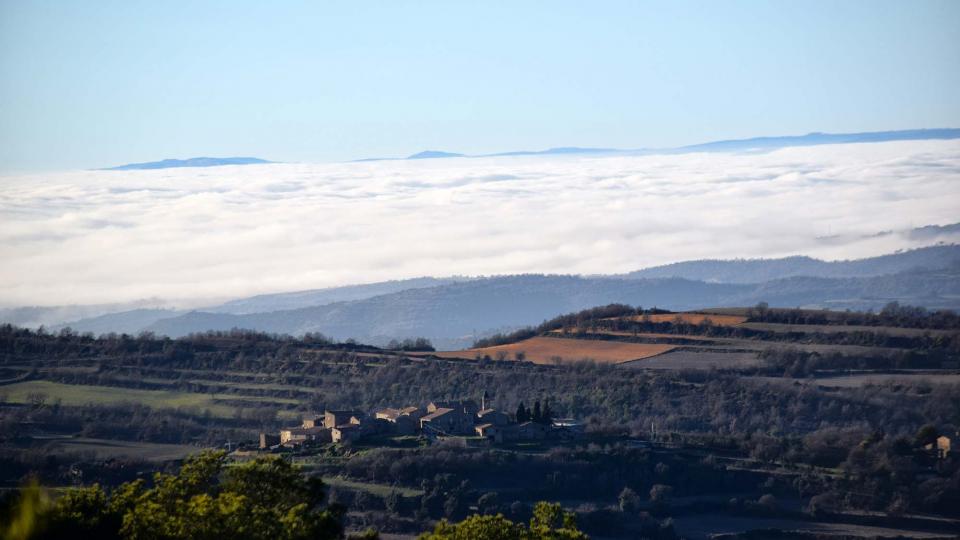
[{"left": 0, "top": 380, "right": 298, "bottom": 418}]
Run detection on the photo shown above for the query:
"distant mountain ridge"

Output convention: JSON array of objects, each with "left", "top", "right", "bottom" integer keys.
[
  {"left": 24, "top": 244, "right": 960, "bottom": 346},
  {"left": 357, "top": 128, "right": 960, "bottom": 161},
  {"left": 143, "top": 265, "right": 960, "bottom": 348},
  {"left": 205, "top": 277, "right": 471, "bottom": 315},
  {"left": 104, "top": 157, "right": 272, "bottom": 170},
  {"left": 623, "top": 244, "right": 960, "bottom": 283},
  {"left": 406, "top": 150, "right": 465, "bottom": 160},
  {"left": 676, "top": 128, "right": 960, "bottom": 153}
]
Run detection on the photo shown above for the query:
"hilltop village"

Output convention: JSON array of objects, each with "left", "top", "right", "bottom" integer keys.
[{"left": 260, "top": 394, "right": 584, "bottom": 450}]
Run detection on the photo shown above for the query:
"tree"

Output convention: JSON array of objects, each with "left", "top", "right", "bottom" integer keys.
[
  {"left": 757, "top": 494, "right": 778, "bottom": 512},
  {"left": 540, "top": 401, "right": 553, "bottom": 425},
  {"left": 915, "top": 424, "right": 939, "bottom": 448},
  {"left": 618, "top": 487, "right": 641, "bottom": 513},
  {"left": 516, "top": 403, "right": 528, "bottom": 423},
  {"left": 649, "top": 484, "right": 673, "bottom": 504},
  {"left": 418, "top": 501, "right": 587, "bottom": 540},
  {"left": 5, "top": 451, "right": 343, "bottom": 540},
  {"left": 384, "top": 491, "right": 402, "bottom": 514},
  {"left": 419, "top": 513, "right": 524, "bottom": 540},
  {"left": 477, "top": 492, "right": 499, "bottom": 515},
  {"left": 528, "top": 502, "right": 588, "bottom": 539},
  {"left": 649, "top": 484, "right": 673, "bottom": 517},
  {"left": 532, "top": 401, "right": 542, "bottom": 423}
]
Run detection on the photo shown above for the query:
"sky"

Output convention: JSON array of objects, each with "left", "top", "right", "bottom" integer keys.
[
  {"left": 2, "top": 139, "right": 959, "bottom": 306},
  {"left": 1, "top": 0, "right": 959, "bottom": 172}
]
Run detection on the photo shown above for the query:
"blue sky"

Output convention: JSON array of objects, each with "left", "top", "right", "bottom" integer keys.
[{"left": 1, "top": 0, "right": 958, "bottom": 172}]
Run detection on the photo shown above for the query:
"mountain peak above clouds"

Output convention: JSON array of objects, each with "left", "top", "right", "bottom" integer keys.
[{"left": 103, "top": 157, "right": 272, "bottom": 170}]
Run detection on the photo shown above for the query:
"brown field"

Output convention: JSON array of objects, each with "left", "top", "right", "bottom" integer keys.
[
  {"left": 431, "top": 336, "right": 675, "bottom": 365},
  {"left": 625, "top": 313, "right": 747, "bottom": 326},
  {"left": 551, "top": 329, "right": 720, "bottom": 343}
]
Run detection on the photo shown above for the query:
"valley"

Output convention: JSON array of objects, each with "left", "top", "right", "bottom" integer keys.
[{"left": 2, "top": 301, "right": 958, "bottom": 538}]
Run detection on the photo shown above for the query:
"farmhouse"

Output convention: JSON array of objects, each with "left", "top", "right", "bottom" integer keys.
[
  {"left": 477, "top": 408, "right": 510, "bottom": 426},
  {"left": 259, "top": 433, "right": 280, "bottom": 449},
  {"left": 421, "top": 407, "right": 472, "bottom": 434},
  {"left": 933, "top": 435, "right": 951, "bottom": 459},
  {"left": 429, "top": 400, "right": 479, "bottom": 416},
  {"left": 923, "top": 434, "right": 952, "bottom": 459},
  {"left": 301, "top": 414, "right": 325, "bottom": 428},
  {"left": 331, "top": 424, "right": 361, "bottom": 443},
  {"left": 375, "top": 407, "right": 401, "bottom": 420},
  {"left": 325, "top": 410, "right": 364, "bottom": 429},
  {"left": 262, "top": 394, "right": 579, "bottom": 450},
  {"left": 279, "top": 426, "right": 330, "bottom": 446},
  {"left": 475, "top": 423, "right": 503, "bottom": 442},
  {"left": 375, "top": 407, "right": 420, "bottom": 435}
]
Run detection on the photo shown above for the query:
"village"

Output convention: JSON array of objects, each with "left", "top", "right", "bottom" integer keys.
[{"left": 258, "top": 393, "right": 585, "bottom": 450}]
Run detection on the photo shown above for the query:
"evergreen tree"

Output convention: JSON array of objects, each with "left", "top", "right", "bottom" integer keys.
[
  {"left": 532, "top": 401, "right": 542, "bottom": 423},
  {"left": 516, "top": 402, "right": 528, "bottom": 423},
  {"left": 541, "top": 400, "right": 553, "bottom": 425}
]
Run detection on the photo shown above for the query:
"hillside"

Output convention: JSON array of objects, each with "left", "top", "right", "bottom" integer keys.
[
  {"left": 204, "top": 276, "right": 468, "bottom": 315},
  {"left": 57, "top": 308, "right": 184, "bottom": 335},
  {"left": 22, "top": 245, "right": 960, "bottom": 343},
  {"left": 141, "top": 266, "right": 960, "bottom": 347},
  {"left": 147, "top": 276, "right": 751, "bottom": 346},
  {"left": 624, "top": 244, "right": 960, "bottom": 283}
]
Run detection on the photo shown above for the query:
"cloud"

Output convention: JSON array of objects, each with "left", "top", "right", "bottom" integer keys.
[{"left": 1, "top": 140, "right": 959, "bottom": 306}]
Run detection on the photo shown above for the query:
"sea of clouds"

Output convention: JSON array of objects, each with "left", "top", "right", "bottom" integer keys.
[{"left": 1, "top": 140, "right": 959, "bottom": 306}]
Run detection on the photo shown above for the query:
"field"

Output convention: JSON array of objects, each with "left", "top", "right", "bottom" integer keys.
[
  {"left": 551, "top": 328, "right": 902, "bottom": 356},
  {"left": 622, "top": 350, "right": 761, "bottom": 370},
  {"left": 431, "top": 336, "right": 676, "bottom": 364},
  {"left": 628, "top": 312, "right": 748, "bottom": 326},
  {"left": 320, "top": 476, "right": 425, "bottom": 498},
  {"left": 35, "top": 436, "right": 201, "bottom": 462},
  {"left": 0, "top": 380, "right": 299, "bottom": 418},
  {"left": 738, "top": 321, "right": 956, "bottom": 337}
]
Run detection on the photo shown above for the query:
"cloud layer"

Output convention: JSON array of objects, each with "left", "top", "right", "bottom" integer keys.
[{"left": 2, "top": 140, "right": 959, "bottom": 306}]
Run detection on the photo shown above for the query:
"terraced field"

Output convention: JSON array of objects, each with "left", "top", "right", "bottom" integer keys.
[
  {"left": 622, "top": 350, "right": 761, "bottom": 370},
  {"left": 628, "top": 313, "right": 748, "bottom": 326},
  {"left": 549, "top": 328, "right": 905, "bottom": 357},
  {"left": 0, "top": 380, "right": 300, "bottom": 418},
  {"left": 431, "top": 336, "right": 676, "bottom": 364},
  {"left": 37, "top": 437, "right": 201, "bottom": 461},
  {"left": 738, "top": 322, "right": 957, "bottom": 336}
]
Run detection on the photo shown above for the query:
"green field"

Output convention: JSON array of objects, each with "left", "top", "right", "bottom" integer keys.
[
  {"left": 0, "top": 380, "right": 299, "bottom": 418},
  {"left": 321, "top": 476, "right": 425, "bottom": 498},
  {"left": 40, "top": 436, "right": 203, "bottom": 462}
]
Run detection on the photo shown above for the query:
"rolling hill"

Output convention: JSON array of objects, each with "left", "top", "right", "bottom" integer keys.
[
  {"left": 141, "top": 265, "right": 960, "bottom": 348},
  {"left": 623, "top": 244, "right": 960, "bottom": 283},
  {"left": 37, "top": 245, "right": 960, "bottom": 346}
]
